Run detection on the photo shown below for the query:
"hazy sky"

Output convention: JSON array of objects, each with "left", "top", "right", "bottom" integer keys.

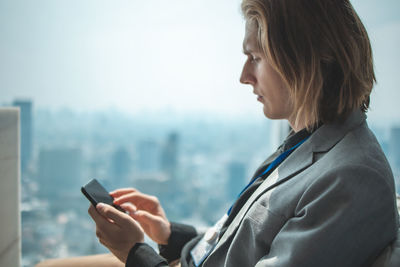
[{"left": 1, "top": 0, "right": 399, "bottom": 124}]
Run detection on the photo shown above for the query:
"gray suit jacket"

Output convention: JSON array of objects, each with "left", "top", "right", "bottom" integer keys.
[{"left": 203, "top": 110, "right": 399, "bottom": 267}]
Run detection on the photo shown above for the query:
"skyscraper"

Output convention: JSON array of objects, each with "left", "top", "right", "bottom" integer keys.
[
  {"left": 137, "top": 140, "right": 160, "bottom": 172},
  {"left": 13, "top": 99, "right": 33, "bottom": 172},
  {"left": 160, "top": 132, "right": 179, "bottom": 179},
  {"left": 110, "top": 147, "right": 131, "bottom": 187},
  {"left": 37, "top": 147, "right": 83, "bottom": 199},
  {"left": 227, "top": 161, "right": 246, "bottom": 201},
  {"left": 390, "top": 127, "right": 400, "bottom": 170}
]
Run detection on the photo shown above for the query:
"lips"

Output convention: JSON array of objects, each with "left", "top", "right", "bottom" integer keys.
[{"left": 253, "top": 90, "right": 263, "bottom": 102}]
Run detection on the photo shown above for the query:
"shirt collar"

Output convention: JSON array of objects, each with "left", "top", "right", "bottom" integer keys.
[{"left": 280, "top": 127, "right": 314, "bottom": 152}]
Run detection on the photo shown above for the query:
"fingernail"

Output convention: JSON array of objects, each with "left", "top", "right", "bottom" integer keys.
[
  {"left": 97, "top": 203, "right": 105, "bottom": 210},
  {"left": 130, "top": 210, "right": 138, "bottom": 216}
]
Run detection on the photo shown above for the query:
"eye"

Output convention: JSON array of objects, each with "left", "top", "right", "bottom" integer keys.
[{"left": 250, "top": 55, "right": 260, "bottom": 63}]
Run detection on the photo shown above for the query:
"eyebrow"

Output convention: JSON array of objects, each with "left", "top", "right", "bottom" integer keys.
[
  {"left": 242, "top": 45, "right": 254, "bottom": 55},
  {"left": 242, "top": 41, "right": 259, "bottom": 55}
]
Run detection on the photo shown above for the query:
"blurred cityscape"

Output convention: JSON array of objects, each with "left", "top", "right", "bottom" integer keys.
[{"left": 7, "top": 99, "right": 400, "bottom": 266}]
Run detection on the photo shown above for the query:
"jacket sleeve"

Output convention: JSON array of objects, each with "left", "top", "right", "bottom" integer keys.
[
  {"left": 254, "top": 166, "right": 399, "bottom": 267},
  {"left": 159, "top": 222, "right": 198, "bottom": 262},
  {"left": 125, "top": 222, "right": 198, "bottom": 267},
  {"left": 126, "top": 243, "right": 168, "bottom": 267}
]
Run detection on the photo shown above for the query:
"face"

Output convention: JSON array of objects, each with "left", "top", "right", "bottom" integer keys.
[{"left": 240, "top": 22, "right": 294, "bottom": 124}]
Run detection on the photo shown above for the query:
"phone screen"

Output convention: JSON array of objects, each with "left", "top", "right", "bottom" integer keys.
[{"left": 81, "top": 178, "right": 123, "bottom": 212}]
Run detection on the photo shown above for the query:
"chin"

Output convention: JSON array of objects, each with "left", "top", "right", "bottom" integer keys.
[
  {"left": 262, "top": 107, "right": 276, "bottom": 119},
  {"left": 262, "top": 107, "right": 285, "bottom": 120}
]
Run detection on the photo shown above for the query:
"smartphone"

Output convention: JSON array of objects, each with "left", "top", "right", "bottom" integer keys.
[{"left": 81, "top": 178, "right": 124, "bottom": 212}]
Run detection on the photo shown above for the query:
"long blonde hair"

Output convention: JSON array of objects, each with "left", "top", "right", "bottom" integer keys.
[{"left": 242, "top": 0, "right": 375, "bottom": 130}]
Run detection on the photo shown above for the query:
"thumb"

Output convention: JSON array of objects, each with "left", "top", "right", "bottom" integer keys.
[{"left": 96, "top": 203, "right": 130, "bottom": 226}]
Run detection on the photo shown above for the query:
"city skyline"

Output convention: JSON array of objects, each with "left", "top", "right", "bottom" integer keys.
[
  {"left": 1, "top": 0, "right": 400, "bottom": 125},
  {"left": 6, "top": 97, "right": 400, "bottom": 266}
]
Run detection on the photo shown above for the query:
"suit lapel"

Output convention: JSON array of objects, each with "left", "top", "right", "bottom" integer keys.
[
  {"left": 208, "top": 138, "right": 314, "bottom": 258},
  {"left": 206, "top": 168, "right": 281, "bottom": 260},
  {"left": 205, "top": 110, "right": 367, "bottom": 264}
]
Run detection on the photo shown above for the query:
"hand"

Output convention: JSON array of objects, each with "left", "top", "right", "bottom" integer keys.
[
  {"left": 111, "top": 188, "right": 171, "bottom": 245},
  {"left": 88, "top": 203, "right": 145, "bottom": 263}
]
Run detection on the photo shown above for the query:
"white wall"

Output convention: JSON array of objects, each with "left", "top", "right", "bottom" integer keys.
[{"left": 0, "top": 108, "right": 21, "bottom": 267}]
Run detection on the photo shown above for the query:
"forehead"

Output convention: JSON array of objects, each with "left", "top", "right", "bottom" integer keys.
[{"left": 243, "top": 21, "right": 260, "bottom": 53}]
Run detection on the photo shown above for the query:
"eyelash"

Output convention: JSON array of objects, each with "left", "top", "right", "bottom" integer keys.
[{"left": 249, "top": 55, "right": 260, "bottom": 63}]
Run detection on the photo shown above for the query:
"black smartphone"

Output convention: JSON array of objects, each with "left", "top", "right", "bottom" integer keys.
[{"left": 81, "top": 178, "right": 124, "bottom": 212}]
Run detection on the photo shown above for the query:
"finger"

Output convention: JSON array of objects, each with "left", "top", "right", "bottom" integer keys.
[
  {"left": 88, "top": 204, "right": 96, "bottom": 214},
  {"left": 95, "top": 227, "right": 103, "bottom": 239},
  {"left": 89, "top": 204, "right": 118, "bottom": 230},
  {"left": 132, "top": 210, "right": 161, "bottom": 225},
  {"left": 113, "top": 192, "right": 155, "bottom": 206},
  {"left": 88, "top": 205, "right": 105, "bottom": 224},
  {"left": 96, "top": 203, "right": 131, "bottom": 227},
  {"left": 109, "top": 188, "right": 138, "bottom": 197},
  {"left": 120, "top": 203, "right": 137, "bottom": 215},
  {"left": 98, "top": 237, "right": 111, "bottom": 248}
]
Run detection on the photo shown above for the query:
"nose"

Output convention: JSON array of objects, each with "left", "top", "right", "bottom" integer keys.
[{"left": 240, "top": 61, "right": 255, "bottom": 85}]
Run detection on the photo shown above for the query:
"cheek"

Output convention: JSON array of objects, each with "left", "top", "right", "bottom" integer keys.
[
  {"left": 259, "top": 75, "right": 282, "bottom": 101},
  {"left": 268, "top": 74, "right": 289, "bottom": 102},
  {"left": 279, "top": 84, "right": 291, "bottom": 102}
]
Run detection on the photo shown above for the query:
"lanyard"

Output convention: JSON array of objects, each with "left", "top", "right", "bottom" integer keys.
[{"left": 227, "top": 136, "right": 309, "bottom": 215}]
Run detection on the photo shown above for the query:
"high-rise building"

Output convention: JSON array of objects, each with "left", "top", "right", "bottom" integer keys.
[
  {"left": 160, "top": 132, "right": 179, "bottom": 178},
  {"left": 389, "top": 127, "right": 400, "bottom": 194},
  {"left": 13, "top": 99, "right": 33, "bottom": 172},
  {"left": 0, "top": 108, "right": 21, "bottom": 267},
  {"left": 37, "top": 147, "right": 83, "bottom": 199},
  {"left": 110, "top": 147, "right": 131, "bottom": 187},
  {"left": 390, "top": 127, "right": 400, "bottom": 170},
  {"left": 227, "top": 161, "right": 246, "bottom": 201},
  {"left": 137, "top": 140, "right": 160, "bottom": 172}
]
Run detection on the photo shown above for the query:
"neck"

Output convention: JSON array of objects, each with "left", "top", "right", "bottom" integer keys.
[{"left": 289, "top": 119, "right": 306, "bottom": 133}]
